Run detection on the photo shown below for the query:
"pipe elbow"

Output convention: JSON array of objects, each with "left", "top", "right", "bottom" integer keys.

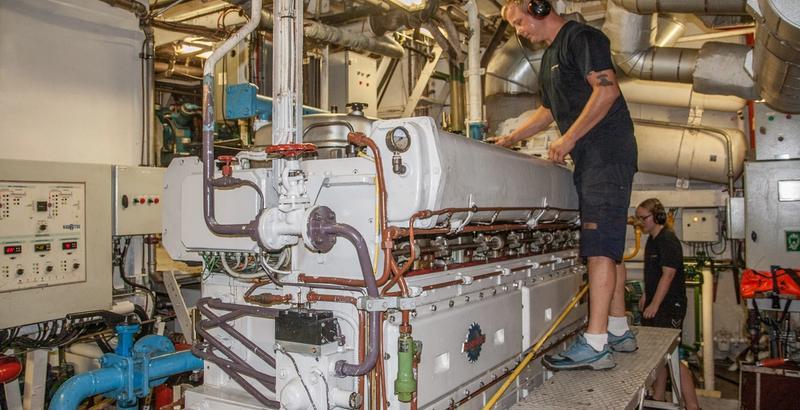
[{"left": 49, "top": 368, "right": 124, "bottom": 410}]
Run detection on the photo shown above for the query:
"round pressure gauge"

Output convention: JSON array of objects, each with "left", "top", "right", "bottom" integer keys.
[{"left": 386, "top": 126, "right": 412, "bottom": 153}]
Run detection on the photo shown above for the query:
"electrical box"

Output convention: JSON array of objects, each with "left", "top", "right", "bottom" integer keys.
[
  {"left": 745, "top": 160, "right": 800, "bottom": 270},
  {"left": 329, "top": 51, "right": 377, "bottom": 117},
  {"left": 680, "top": 208, "right": 719, "bottom": 242},
  {"left": 726, "top": 197, "right": 745, "bottom": 240},
  {"left": 113, "top": 166, "right": 165, "bottom": 236},
  {"left": 0, "top": 160, "right": 112, "bottom": 328},
  {"left": 754, "top": 103, "right": 800, "bottom": 161}
]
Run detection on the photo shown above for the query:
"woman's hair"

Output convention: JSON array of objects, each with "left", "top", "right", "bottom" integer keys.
[{"left": 638, "top": 198, "right": 672, "bottom": 229}]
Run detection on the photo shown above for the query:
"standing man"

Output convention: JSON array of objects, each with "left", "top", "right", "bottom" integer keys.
[
  {"left": 496, "top": 0, "right": 638, "bottom": 370},
  {"left": 635, "top": 198, "right": 700, "bottom": 409}
]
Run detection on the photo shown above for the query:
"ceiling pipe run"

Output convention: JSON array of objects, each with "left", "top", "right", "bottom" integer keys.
[
  {"left": 603, "top": 0, "right": 758, "bottom": 99},
  {"left": 256, "top": 10, "right": 405, "bottom": 59}
]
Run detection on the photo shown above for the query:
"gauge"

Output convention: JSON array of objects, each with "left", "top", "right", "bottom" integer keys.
[{"left": 386, "top": 126, "right": 411, "bottom": 153}]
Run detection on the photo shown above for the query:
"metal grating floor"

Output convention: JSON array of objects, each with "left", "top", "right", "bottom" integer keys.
[{"left": 511, "top": 326, "right": 681, "bottom": 410}]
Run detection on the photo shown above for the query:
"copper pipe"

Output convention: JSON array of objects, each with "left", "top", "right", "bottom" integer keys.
[
  {"left": 306, "top": 292, "right": 358, "bottom": 305},
  {"left": 421, "top": 279, "right": 465, "bottom": 292},
  {"left": 244, "top": 293, "right": 291, "bottom": 305},
  {"left": 473, "top": 271, "right": 503, "bottom": 281},
  {"left": 348, "top": 132, "right": 388, "bottom": 233}
]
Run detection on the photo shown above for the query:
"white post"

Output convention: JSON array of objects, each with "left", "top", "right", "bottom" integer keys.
[{"left": 701, "top": 266, "right": 715, "bottom": 391}]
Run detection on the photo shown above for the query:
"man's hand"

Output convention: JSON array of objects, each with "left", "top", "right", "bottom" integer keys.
[
  {"left": 492, "top": 134, "right": 517, "bottom": 148},
  {"left": 643, "top": 302, "right": 660, "bottom": 319},
  {"left": 547, "top": 135, "right": 575, "bottom": 163},
  {"left": 638, "top": 294, "right": 646, "bottom": 311}
]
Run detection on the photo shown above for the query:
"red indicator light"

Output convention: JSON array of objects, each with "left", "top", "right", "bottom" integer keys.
[
  {"left": 153, "top": 197, "right": 160, "bottom": 204},
  {"left": 62, "top": 241, "right": 77, "bottom": 250},
  {"left": 4, "top": 245, "right": 21, "bottom": 255},
  {"left": 139, "top": 198, "right": 145, "bottom": 204}
]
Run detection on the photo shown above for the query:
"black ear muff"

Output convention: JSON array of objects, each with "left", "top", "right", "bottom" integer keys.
[
  {"left": 527, "top": 0, "right": 552, "bottom": 19},
  {"left": 654, "top": 203, "right": 667, "bottom": 225}
]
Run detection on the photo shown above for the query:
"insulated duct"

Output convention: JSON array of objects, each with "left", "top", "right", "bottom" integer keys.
[
  {"left": 604, "top": 0, "right": 757, "bottom": 98},
  {"left": 257, "top": 10, "right": 405, "bottom": 59},
  {"left": 615, "top": 0, "right": 747, "bottom": 14},
  {"left": 748, "top": 0, "right": 800, "bottom": 113},
  {"left": 486, "top": 35, "right": 747, "bottom": 112}
]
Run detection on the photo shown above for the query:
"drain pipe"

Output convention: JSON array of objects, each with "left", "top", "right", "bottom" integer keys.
[
  {"left": 201, "top": 0, "right": 262, "bottom": 237},
  {"left": 465, "top": 0, "right": 484, "bottom": 140}
]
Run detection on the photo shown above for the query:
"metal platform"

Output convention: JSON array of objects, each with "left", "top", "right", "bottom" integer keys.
[{"left": 512, "top": 326, "right": 682, "bottom": 410}]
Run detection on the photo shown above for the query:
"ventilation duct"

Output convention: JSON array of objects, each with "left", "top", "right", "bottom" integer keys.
[
  {"left": 748, "top": 0, "right": 800, "bottom": 113},
  {"left": 604, "top": 0, "right": 758, "bottom": 99},
  {"left": 615, "top": 0, "right": 747, "bottom": 14}
]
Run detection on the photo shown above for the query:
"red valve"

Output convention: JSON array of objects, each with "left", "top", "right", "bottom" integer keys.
[
  {"left": 265, "top": 143, "right": 317, "bottom": 158},
  {"left": 218, "top": 155, "right": 237, "bottom": 177}
]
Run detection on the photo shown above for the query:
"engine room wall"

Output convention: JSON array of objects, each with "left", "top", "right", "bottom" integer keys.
[{"left": 0, "top": 0, "right": 144, "bottom": 165}]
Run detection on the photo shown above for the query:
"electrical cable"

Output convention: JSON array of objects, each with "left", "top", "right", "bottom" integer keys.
[{"left": 118, "top": 237, "right": 158, "bottom": 319}]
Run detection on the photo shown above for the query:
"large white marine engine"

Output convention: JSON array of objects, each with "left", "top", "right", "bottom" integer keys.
[{"left": 163, "top": 116, "right": 586, "bottom": 409}]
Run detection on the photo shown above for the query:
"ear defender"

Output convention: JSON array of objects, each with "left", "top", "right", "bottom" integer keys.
[{"left": 527, "top": 0, "right": 552, "bottom": 19}]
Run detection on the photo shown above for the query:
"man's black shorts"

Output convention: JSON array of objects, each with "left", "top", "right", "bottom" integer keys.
[
  {"left": 574, "top": 163, "right": 634, "bottom": 263},
  {"left": 642, "top": 301, "right": 687, "bottom": 333}
]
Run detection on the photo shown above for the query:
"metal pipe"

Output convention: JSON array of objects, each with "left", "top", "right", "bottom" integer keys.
[
  {"left": 675, "top": 26, "right": 755, "bottom": 43},
  {"left": 322, "top": 222, "right": 381, "bottom": 377},
  {"left": 255, "top": 11, "right": 405, "bottom": 59},
  {"left": 201, "top": 0, "right": 261, "bottom": 238},
  {"left": 465, "top": 0, "right": 484, "bottom": 139},
  {"left": 97, "top": 0, "right": 147, "bottom": 17},
  {"left": 142, "top": 25, "right": 156, "bottom": 167},
  {"left": 49, "top": 351, "right": 202, "bottom": 410},
  {"left": 617, "top": 0, "right": 747, "bottom": 14}
]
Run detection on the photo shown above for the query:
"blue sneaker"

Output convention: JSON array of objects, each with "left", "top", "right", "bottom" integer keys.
[
  {"left": 608, "top": 329, "right": 638, "bottom": 352},
  {"left": 543, "top": 334, "right": 616, "bottom": 370}
]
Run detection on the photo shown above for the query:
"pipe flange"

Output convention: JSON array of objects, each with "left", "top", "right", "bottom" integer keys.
[{"left": 306, "top": 206, "right": 337, "bottom": 253}]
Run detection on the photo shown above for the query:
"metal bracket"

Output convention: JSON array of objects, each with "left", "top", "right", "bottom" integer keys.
[
  {"left": 358, "top": 297, "right": 417, "bottom": 312},
  {"left": 163, "top": 270, "right": 195, "bottom": 344}
]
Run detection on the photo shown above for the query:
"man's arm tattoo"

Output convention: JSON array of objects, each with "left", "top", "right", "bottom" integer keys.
[
  {"left": 596, "top": 74, "right": 614, "bottom": 86},
  {"left": 597, "top": 74, "right": 614, "bottom": 87}
]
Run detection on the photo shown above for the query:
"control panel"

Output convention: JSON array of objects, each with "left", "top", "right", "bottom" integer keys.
[
  {"left": 113, "top": 166, "right": 165, "bottom": 235},
  {"left": 680, "top": 208, "right": 720, "bottom": 242},
  {"left": 0, "top": 160, "right": 111, "bottom": 328},
  {"left": 0, "top": 182, "right": 86, "bottom": 293}
]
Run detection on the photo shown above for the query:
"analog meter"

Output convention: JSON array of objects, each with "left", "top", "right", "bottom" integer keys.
[{"left": 386, "top": 127, "right": 411, "bottom": 153}]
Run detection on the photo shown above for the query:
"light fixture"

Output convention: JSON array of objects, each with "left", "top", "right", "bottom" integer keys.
[
  {"left": 196, "top": 51, "right": 213, "bottom": 59},
  {"left": 389, "top": 0, "right": 427, "bottom": 12},
  {"left": 178, "top": 44, "right": 203, "bottom": 54}
]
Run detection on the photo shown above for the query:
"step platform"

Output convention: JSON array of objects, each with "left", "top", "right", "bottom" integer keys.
[{"left": 511, "top": 326, "right": 682, "bottom": 410}]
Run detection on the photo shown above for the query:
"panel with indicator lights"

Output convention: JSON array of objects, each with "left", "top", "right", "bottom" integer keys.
[
  {"left": 0, "top": 182, "right": 87, "bottom": 294},
  {"left": 113, "top": 166, "right": 165, "bottom": 235}
]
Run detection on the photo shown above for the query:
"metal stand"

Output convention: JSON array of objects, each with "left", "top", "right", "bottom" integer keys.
[{"left": 512, "top": 327, "right": 682, "bottom": 410}]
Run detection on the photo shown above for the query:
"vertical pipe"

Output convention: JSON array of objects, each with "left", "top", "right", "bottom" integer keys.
[
  {"left": 201, "top": 0, "right": 261, "bottom": 237},
  {"left": 320, "top": 45, "right": 330, "bottom": 112},
  {"left": 272, "top": 0, "right": 304, "bottom": 145},
  {"left": 465, "top": 0, "right": 484, "bottom": 139},
  {"left": 701, "top": 266, "right": 715, "bottom": 391},
  {"left": 143, "top": 25, "right": 156, "bottom": 167},
  {"left": 449, "top": 62, "right": 465, "bottom": 133}
]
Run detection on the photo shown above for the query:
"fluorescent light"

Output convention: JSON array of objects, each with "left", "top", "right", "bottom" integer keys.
[
  {"left": 178, "top": 44, "right": 203, "bottom": 54},
  {"left": 389, "top": 0, "right": 427, "bottom": 12},
  {"left": 197, "top": 51, "right": 213, "bottom": 59}
]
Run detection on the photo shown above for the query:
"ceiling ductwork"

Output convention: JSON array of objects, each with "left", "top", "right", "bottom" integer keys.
[
  {"left": 748, "top": 0, "right": 800, "bottom": 113},
  {"left": 603, "top": 0, "right": 758, "bottom": 99},
  {"left": 614, "top": 0, "right": 748, "bottom": 14},
  {"left": 259, "top": 10, "right": 405, "bottom": 59}
]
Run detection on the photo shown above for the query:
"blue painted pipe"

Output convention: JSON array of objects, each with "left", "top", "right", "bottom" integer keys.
[
  {"left": 49, "top": 351, "right": 203, "bottom": 410},
  {"left": 49, "top": 368, "right": 124, "bottom": 410}
]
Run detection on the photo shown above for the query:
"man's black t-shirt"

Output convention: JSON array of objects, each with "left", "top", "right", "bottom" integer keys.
[
  {"left": 644, "top": 228, "right": 687, "bottom": 307},
  {"left": 539, "top": 20, "right": 638, "bottom": 177}
]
